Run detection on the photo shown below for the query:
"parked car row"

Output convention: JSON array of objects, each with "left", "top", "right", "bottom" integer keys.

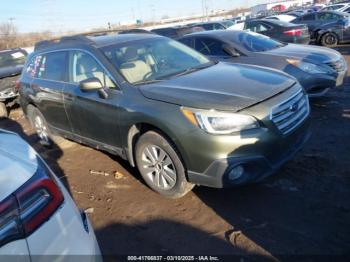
[{"left": 292, "top": 11, "right": 350, "bottom": 47}]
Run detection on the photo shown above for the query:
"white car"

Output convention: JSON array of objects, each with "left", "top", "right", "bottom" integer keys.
[
  {"left": 321, "top": 3, "right": 350, "bottom": 12},
  {"left": 227, "top": 21, "right": 245, "bottom": 30},
  {"left": 0, "top": 129, "right": 101, "bottom": 260},
  {"left": 266, "top": 14, "right": 297, "bottom": 23}
]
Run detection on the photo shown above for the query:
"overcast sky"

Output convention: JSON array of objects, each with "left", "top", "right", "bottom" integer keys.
[{"left": 0, "top": 0, "right": 267, "bottom": 33}]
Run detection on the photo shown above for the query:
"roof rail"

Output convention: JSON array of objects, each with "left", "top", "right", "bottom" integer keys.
[
  {"left": 34, "top": 28, "right": 152, "bottom": 51},
  {"left": 34, "top": 35, "right": 94, "bottom": 51}
]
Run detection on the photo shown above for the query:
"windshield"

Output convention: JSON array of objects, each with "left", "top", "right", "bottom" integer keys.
[
  {"left": 101, "top": 38, "right": 211, "bottom": 85},
  {"left": 231, "top": 31, "right": 285, "bottom": 52},
  {"left": 264, "top": 19, "right": 294, "bottom": 27},
  {"left": 221, "top": 20, "right": 235, "bottom": 27},
  {"left": 0, "top": 50, "right": 27, "bottom": 68}
]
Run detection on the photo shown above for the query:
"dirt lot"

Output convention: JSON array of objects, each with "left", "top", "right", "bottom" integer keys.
[{"left": 1, "top": 46, "right": 350, "bottom": 261}]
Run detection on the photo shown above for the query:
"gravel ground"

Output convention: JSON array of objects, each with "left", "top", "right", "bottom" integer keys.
[{"left": 1, "top": 46, "right": 350, "bottom": 261}]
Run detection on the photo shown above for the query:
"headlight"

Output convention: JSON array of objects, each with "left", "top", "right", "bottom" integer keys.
[
  {"left": 181, "top": 108, "right": 259, "bottom": 134},
  {"left": 287, "top": 59, "right": 329, "bottom": 74}
]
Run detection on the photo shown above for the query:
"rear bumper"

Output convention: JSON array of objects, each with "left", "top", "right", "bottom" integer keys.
[
  {"left": 187, "top": 119, "right": 311, "bottom": 188},
  {"left": 0, "top": 93, "right": 18, "bottom": 102},
  {"left": 26, "top": 178, "right": 102, "bottom": 259},
  {"left": 294, "top": 36, "right": 311, "bottom": 45}
]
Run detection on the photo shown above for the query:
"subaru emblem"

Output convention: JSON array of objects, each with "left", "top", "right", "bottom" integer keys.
[{"left": 290, "top": 102, "right": 299, "bottom": 112}]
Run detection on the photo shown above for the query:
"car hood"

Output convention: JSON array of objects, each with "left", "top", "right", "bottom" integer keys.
[
  {"left": 139, "top": 63, "right": 296, "bottom": 111},
  {"left": 0, "top": 130, "right": 37, "bottom": 202},
  {"left": 264, "top": 43, "right": 343, "bottom": 63},
  {"left": 0, "top": 65, "right": 23, "bottom": 79}
]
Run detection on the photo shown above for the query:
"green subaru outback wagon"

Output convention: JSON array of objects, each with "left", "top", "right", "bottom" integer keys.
[{"left": 19, "top": 32, "right": 310, "bottom": 198}]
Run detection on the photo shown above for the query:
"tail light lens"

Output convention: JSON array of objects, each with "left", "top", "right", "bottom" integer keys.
[
  {"left": 0, "top": 197, "right": 22, "bottom": 246},
  {"left": 284, "top": 29, "right": 303, "bottom": 36},
  {"left": 0, "top": 161, "right": 64, "bottom": 247},
  {"left": 15, "top": 80, "right": 21, "bottom": 91}
]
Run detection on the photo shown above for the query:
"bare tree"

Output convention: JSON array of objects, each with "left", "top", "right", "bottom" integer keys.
[{"left": 0, "top": 22, "right": 18, "bottom": 49}]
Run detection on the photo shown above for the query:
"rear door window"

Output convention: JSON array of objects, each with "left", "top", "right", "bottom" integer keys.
[
  {"left": 213, "top": 23, "right": 226, "bottom": 30},
  {"left": 301, "top": 13, "right": 316, "bottom": 21},
  {"left": 201, "top": 24, "right": 215, "bottom": 30},
  {"left": 246, "top": 22, "right": 271, "bottom": 33},
  {"left": 317, "top": 12, "right": 340, "bottom": 21},
  {"left": 37, "top": 51, "right": 67, "bottom": 81},
  {"left": 24, "top": 55, "right": 43, "bottom": 78}
]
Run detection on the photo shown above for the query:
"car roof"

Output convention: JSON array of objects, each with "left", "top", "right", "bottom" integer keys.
[
  {"left": 301, "top": 10, "right": 349, "bottom": 17},
  {"left": 89, "top": 33, "right": 161, "bottom": 47},
  {"left": 0, "top": 129, "right": 38, "bottom": 202},
  {"left": 195, "top": 21, "right": 223, "bottom": 25},
  {"left": 327, "top": 3, "right": 349, "bottom": 7},
  {"left": 34, "top": 32, "right": 162, "bottom": 52},
  {"left": 0, "top": 48, "right": 26, "bottom": 54}
]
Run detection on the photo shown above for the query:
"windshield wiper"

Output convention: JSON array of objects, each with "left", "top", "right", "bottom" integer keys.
[
  {"left": 159, "top": 62, "right": 215, "bottom": 80},
  {"left": 134, "top": 79, "right": 164, "bottom": 86}
]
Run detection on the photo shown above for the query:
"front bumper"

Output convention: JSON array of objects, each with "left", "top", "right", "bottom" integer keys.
[
  {"left": 0, "top": 88, "right": 18, "bottom": 102},
  {"left": 285, "top": 67, "right": 345, "bottom": 97},
  {"left": 180, "top": 84, "right": 310, "bottom": 188},
  {"left": 187, "top": 120, "right": 310, "bottom": 188}
]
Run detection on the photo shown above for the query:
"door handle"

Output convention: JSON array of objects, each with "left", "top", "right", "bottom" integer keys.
[{"left": 63, "top": 93, "right": 74, "bottom": 102}]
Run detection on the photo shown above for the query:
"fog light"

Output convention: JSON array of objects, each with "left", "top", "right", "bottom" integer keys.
[{"left": 228, "top": 165, "right": 244, "bottom": 181}]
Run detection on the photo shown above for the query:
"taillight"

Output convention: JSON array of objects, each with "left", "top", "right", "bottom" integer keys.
[
  {"left": 0, "top": 196, "right": 22, "bottom": 246},
  {"left": 15, "top": 80, "right": 21, "bottom": 91},
  {"left": 0, "top": 161, "right": 64, "bottom": 247},
  {"left": 284, "top": 29, "right": 303, "bottom": 36}
]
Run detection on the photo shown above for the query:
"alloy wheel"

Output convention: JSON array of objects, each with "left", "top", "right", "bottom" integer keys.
[
  {"left": 140, "top": 145, "right": 177, "bottom": 190},
  {"left": 34, "top": 115, "right": 49, "bottom": 144},
  {"left": 324, "top": 34, "right": 337, "bottom": 46}
]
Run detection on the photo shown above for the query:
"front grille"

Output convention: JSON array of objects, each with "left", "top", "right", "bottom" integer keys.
[
  {"left": 325, "top": 59, "right": 346, "bottom": 73},
  {"left": 270, "top": 89, "right": 309, "bottom": 135}
]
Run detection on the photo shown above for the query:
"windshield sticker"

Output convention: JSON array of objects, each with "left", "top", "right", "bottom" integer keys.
[{"left": 11, "top": 52, "right": 25, "bottom": 59}]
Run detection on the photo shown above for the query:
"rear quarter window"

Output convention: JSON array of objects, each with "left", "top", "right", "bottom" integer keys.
[
  {"left": 301, "top": 13, "right": 316, "bottom": 21},
  {"left": 24, "top": 55, "right": 43, "bottom": 78},
  {"left": 37, "top": 51, "right": 67, "bottom": 81}
]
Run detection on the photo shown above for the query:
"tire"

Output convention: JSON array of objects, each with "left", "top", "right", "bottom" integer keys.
[
  {"left": 0, "top": 102, "right": 8, "bottom": 118},
  {"left": 135, "top": 130, "right": 194, "bottom": 198},
  {"left": 320, "top": 32, "right": 338, "bottom": 47},
  {"left": 27, "top": 105, "right": 53, "bottom": 146}
]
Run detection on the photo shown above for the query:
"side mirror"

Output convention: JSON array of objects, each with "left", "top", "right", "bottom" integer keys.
[
  {"left": 223, "top": 45, "right": 240, "bottom": 57},
  {"left": 79, "top": 77, "right": 108, "bottom": 99},
  {"left": 79, "top": 77, "right": 103, "bottom": 92}
]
